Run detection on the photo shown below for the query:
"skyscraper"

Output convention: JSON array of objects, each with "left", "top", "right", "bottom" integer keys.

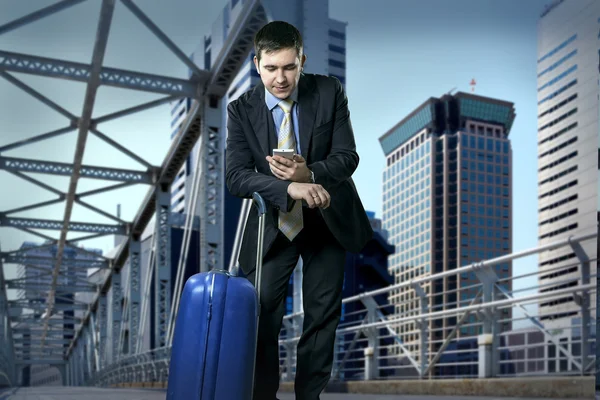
[
  {"left": 168, "top": 0, "right": 348, "bottom": 269},
  {"left": 535, "top": 0, "right": 598, "bottom": 338},
  {"left": 14, "top": 241, "right": 102, "bottom": 386},
  {"left": 379, "top": 92, "right": 514, "bottom": 365}
]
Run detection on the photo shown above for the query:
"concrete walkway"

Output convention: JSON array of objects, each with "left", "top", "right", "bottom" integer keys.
[{"left": 0, "top": 387, "right": 591, "bottom": 400}]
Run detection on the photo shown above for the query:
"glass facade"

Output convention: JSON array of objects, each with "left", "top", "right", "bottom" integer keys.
[
  {"left": 381, "top": 92, "right": 515, "bottom": 357},
  {"left": 383, "top": 138, "right": 432, "bottom": 277},
  {"left": 383, "top": 132, "right": 433, "bottom": 351},
  {"left": 380, "top": 106, "right": 434, "bottom": 155},
  {"left": 457, "top": 131, "right": 512, "bottom": 336}
]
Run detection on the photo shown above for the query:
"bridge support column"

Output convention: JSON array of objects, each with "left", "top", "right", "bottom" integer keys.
[
  {"left": 412, "top": 282, "right": 429, "bottom": 378},
  {"left": 199, "top": 96, "right": 224, "bottom": 273},
  {"left": 110, "top": 270, "right": 122, "bottom": 364},
  {"left": 474, "top": 264, "right": 499, "bottom": 378},
  {"left": 363, "top": 298, "right": 379, "bottom": 380},
  {"left": 154, "top": 188, "right": 171, "bottom": 349},
  {"left": 569, "top": 239, "right": 591, "bottom": 375},
  {"left": 477, "top": 333, "right": 494, "bottom": 378},
  {"left": 129, "top": 238, "right": 141, "bottom": 355},
  {"left": 98, "top": 294, "right": 108, "bottom": 369}
]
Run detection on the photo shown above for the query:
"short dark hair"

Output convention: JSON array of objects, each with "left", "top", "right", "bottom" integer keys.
[{"left": 254, "top": 21, "right": 303, "bottom": 64}]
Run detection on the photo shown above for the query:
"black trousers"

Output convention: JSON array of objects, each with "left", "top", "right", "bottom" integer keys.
[{"left": 245, "top": 209, "right": 346, "bottom": 400}]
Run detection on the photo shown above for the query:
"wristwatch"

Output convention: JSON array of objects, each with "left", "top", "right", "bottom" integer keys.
[{"left": 309, "top": 169, "right": 315, "bottom": 183}]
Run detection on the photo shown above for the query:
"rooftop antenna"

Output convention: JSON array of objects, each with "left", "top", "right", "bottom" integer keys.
[{"left": 470, "top": 78, "right": 477, "bottom": 93}]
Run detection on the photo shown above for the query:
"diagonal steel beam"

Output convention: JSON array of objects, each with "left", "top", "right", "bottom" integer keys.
[
  {"left": 15, "top": 227, "right": 59, "bottom": 243},
  {"left": 77, "top": 181, "right": 134, "bottom": 197},
  {"left": 93, "top": 94, "right": 179, "bottom": 124},
  {"left": 0, "top": 156, "right": 154, "bottom": 183},
  {"left": 1, "top": 216, "right": 127, "bottom": 234},
  {"left": 68, "top": 232, "right": 113, "bottom": 243},
  {"left": 119, "top": 0, "right": 205, "bottom": 79},
  {"left": 75, "top": 199, "right": 126, "bottom": 224},
  {"left": 6, "top": 171, "right": 64, "bottom": 196},
  {"left": 0, "top": 49, "right": 203, "bottom": 97},
  {"left": 207, "top": 0, "right": 267, "bottom": 96},
  {"left": 0, "top": 71, "right": 77, "bottom": 120},
  {"left": 0, "top": 126, "right": 75, "bottom": 153},
  {"left": 41, "top": 0, "right": 116, "bottom": 347},
  {"left": 0, "top": 0, "right": 89, "bottom": 35},
  {"left": 89, "top": 128, "right": 153, "bottom": 169},
  {"left": 4, "top": 198, "right": 64, "bottom": 216}
]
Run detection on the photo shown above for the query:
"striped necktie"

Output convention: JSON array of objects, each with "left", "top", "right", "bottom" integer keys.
[{"left": 277, "top": 99, "right": 303, "bottom": 241}]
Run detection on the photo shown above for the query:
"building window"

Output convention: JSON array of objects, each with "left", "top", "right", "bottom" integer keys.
[
  {"left": 329, "top": 30, "right": 346, "bottom": 40},
  {"left": 329, "top": 44, "right": 346, "bottom": 55},
  {"left": 328, "top": 59, "right": 345, "bottom": 69}
]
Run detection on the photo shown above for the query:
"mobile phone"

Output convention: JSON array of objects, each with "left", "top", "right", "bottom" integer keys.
[{"left": 272, "top": 149, "right": 295, "bottom": 160}]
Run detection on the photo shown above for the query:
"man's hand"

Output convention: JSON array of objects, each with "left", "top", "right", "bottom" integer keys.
[
  {"left": 287, "top": 182, "right": 330, "bottom": 209},
  {"left": 267, "top": 154, "right": 311, "bottom": 183}
]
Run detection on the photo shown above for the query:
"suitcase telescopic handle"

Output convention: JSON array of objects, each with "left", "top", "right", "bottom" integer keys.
[
  {"left": 251, "top": 192, "right": 266, "bottom": 216},
  {"left": 250, "top": 192, "right": 266, "bottom": 395},
  {"left": 251, "top": 192, "right": 266, "bottom": 309}
]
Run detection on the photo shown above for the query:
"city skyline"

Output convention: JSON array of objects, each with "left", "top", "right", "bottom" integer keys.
[
  {"left": 1, "top": 0, "right": 554, "bottom": 297},
  {"left": 0, "top": 0, "right": 596, "bottom": 389}
]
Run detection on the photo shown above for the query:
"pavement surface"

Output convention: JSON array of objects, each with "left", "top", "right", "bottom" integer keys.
[{"left": 0, "top": 387, "right": 592, "bottom": 400}]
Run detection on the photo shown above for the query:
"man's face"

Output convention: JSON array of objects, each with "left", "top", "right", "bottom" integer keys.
[{"left": 254, "top": 47, "right": 306, "bottom": 99}]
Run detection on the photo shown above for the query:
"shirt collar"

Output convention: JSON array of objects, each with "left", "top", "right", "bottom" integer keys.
[{"left": 265, "top": 84, "right": 299, "bottom": 110}]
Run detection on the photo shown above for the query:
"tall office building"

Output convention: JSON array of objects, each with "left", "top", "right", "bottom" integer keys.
[
  {"left": 14, "top": 241, "right": 102, "bottom": 386},
  {"left": 379, "top": 92, "right": 514, "bottom": 363},
  {"left": 535, "top": 0, "right": 598, "bottom": 338},
  {"left": 168, "top": 0, "right": 347, "bottom": 268}
]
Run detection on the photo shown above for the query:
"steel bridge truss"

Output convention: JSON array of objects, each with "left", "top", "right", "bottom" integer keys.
[{"left": 0, "top": 0, "right": 269, "bottom": 381}]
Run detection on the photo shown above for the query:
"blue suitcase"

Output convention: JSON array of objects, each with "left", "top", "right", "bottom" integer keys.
[{"left": 166, "top": 192, "right": 267, "bottom": 400}]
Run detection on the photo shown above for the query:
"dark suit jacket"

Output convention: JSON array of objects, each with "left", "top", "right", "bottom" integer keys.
[{"left": 225, "top": 73, "right": 373, "bottom": 274}]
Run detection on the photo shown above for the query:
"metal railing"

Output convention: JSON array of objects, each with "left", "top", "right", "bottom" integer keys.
[
  {"left": 279, "top": 231, "right": 597, "bottom": 381},
  {"left": 88, "top": 231, "right": 597, "bottom": 387}
]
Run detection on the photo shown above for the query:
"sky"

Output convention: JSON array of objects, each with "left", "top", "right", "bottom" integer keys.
[{"left": 0, "top": 0, "right": 555, "bottom": 318}]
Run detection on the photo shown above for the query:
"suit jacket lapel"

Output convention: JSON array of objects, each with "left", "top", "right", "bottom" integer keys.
[
  {"left": 297, "top": 73, "right": 318, "bottom": 161},
  {"left": 245, "top": 81, "right": 270, "bottom": 156}
]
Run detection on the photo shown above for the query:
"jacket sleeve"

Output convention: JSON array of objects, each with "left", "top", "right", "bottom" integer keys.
[
  {"left": 307, "top": 77, "right": 360, "bottom": 191},
  {"left": 225, "top": 101, "right": 293, "bottom": 211}
]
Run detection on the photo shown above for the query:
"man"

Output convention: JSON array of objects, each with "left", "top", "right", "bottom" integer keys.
[{"left": 225, "top": 20, "right": 373, "bottom": 400}]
